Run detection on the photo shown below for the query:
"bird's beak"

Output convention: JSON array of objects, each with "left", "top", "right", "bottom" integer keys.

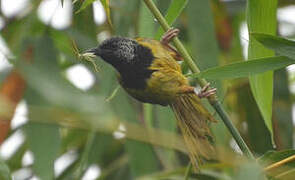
[
  {"left": 84, "top": 47, "right": 97, "bottom": 54},
  {"left": 83, "top": 47, "right": 100, "bottom": 57}
]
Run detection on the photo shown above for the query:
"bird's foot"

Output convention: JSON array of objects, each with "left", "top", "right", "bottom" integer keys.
[
  {"left": 161, "top": 28, "right": 183, "bottom": 60},
  {"left": 179, "top": 84, "right": 216, "bottom": 98},
  {"left": 195, "top": 83, "right": 217, "bottom": 98},
  {"left": 161, "top": 28, "right": 180, "bottom": 45}
]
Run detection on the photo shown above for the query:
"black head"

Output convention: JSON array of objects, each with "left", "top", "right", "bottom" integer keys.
[
  {"left": 85, "top": 37, "right": 155, "bottom": 89},
  {"left": 85, "top": 37, "right": 138, "bottom": 69}
]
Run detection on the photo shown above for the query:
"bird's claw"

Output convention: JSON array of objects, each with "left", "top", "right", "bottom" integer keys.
[
  {"left": 195, "top": 83, "right": 217, "bottom": 98},
  {"left": 161, "top": 28, "right": 180, "bottom": 45}
]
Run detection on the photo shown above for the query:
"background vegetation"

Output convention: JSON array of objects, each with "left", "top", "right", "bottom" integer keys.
[{"left": 1, "top": 0, "right": 295, "bottom": 179}]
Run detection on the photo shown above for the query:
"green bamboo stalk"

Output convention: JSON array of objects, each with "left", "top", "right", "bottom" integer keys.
[{"left": 143, "top": 0, "right": 254, "bottom": 159}]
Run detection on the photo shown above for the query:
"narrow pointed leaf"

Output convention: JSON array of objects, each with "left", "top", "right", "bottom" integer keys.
[
  {"left": 252, "top": 33, "right": 295, "bottom": 60},
  {"left": 247, "top": 0, "right": 278, "bottom": 145},
  {"left": 190, "top": 56, "right": 294, "bottom": 80},
  {"left": 76, "top": 0, "right": 95, "bottom": 13}
]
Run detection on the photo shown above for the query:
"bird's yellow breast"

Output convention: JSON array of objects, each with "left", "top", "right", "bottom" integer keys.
[{"left": 121, "top": 38, "right": 189, "bottom": 105}]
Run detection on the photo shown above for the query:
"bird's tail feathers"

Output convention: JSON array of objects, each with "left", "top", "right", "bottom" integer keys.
[{"left": 170, "top": 93, "right": 216, "bottom": 170}]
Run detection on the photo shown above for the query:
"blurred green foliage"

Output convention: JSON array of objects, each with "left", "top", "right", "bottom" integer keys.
[{"left": 0, "top": 0, "right": 295, "bottom": 179}]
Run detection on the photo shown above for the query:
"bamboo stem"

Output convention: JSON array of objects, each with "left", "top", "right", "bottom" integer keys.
[
  {"left": 264, "top": 155, "right": 295, "bottom": 172},
  {"left": 143, "top": 0, "right": 254, "bottom": 159}
]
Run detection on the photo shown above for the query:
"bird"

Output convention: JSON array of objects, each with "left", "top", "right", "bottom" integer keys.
[{"left": 83, "top": 28, "right": 217, "bottom": 169}]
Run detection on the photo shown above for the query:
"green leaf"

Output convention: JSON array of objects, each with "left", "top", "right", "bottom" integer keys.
[
  {"left": 25, "top": 123, "right": 61, "bottom": 180},
  {"left": 155, "top": 0, "right": 188, "bottom": 40},
  {"left": 247, "top": 0, "right": 278, "bottom": 146},
  {"left": 190, "top": 56, "right": 294, "bottom": 80},
  {"left": 72, "top": 1, "right": 97, "bottom": 39},
  {"left": 76, "top": 0, "right": 96, "bottom": 14},
  {"left": 0, "top": 158, "right": 11, "bottom": 180},
  {"left": 252, "top": 33, "right": 295, "bottom": 60}
]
